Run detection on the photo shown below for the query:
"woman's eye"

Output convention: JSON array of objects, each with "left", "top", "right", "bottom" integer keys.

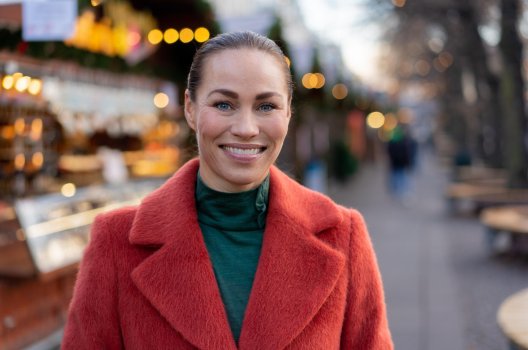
[
  {"left": 258, "top": 103, "right": 275, "bottom": 112},
  {"left": 215, "top": 102, "right": 232, "bottom": 111}
]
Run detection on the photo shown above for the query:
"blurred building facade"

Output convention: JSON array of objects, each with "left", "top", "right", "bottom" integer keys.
[{"left": 0, "top": 1, "right": 218, "bottom": 348}]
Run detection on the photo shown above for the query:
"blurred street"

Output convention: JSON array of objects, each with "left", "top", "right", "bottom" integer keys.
[{"left": 328, "top": 149, "right": 528, "bottom": 350}]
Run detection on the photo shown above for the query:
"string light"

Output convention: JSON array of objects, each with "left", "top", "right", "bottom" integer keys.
[
  {"left": 164, "top": 28, "right": 179, "bottom": 44},
  {"left": 179, "top": 28, "right": 194, "bottom": 43},
  {"left": 194, "top": 27, "right": 210, "bottom": 43}
]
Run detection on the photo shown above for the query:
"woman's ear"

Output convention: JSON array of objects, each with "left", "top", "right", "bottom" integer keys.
[{"left": 184, "top": 89, "right": 196, "bottom": 131}]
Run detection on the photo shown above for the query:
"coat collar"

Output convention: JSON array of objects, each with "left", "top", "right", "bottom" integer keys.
[{"left": 129, "top": 159, "right": 346, "bottom": 349}]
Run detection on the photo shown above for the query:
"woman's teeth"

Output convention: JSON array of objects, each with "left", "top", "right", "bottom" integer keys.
[{"left": 223, "top": 146, "right": 263, "bottom": 155}]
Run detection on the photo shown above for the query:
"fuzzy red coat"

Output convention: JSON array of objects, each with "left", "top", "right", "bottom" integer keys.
[{"left": 62, "top": 159, "right": 393, "bottom": 350}]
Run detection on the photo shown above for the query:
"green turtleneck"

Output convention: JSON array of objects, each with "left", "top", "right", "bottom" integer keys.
[{"left": 195, "top": 173, "right": 269, "bottom": 344}]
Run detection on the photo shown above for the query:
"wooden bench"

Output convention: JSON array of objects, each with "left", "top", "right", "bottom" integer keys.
[
  {"left": 445, "top": 182, "right": 507, "bottom": 214},
  {"left": 453, "top": 165, "right": 507, "bottom": 183},
  {"left": 447, "top": 183, "right": 528, "bottom": 215},
  {"left": 480, "top": 205, "right": 528, "bottom": 254},
  {"left": 497, "top": 288, "right": 528, "bottom": 350}
]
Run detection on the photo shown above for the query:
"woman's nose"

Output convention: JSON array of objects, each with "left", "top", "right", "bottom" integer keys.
[{"left": 231, "top": 110, "right": 259, "bottom": 138}]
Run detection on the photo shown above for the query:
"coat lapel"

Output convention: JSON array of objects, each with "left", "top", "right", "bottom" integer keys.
[
  {"left": 238, "top": 167, "right": 346, "bottom": 350},
  {"left": 129, "top": 159, "right": 237, "bottom": 350}
]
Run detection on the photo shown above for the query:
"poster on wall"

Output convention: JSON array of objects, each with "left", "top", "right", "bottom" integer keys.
[{"left": 22, "top": 0, "right": 77, "bottom": 41}]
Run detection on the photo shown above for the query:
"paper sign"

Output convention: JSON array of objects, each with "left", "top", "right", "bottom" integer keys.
[{"left": 22, "top": 0, "right": 77, "bottom": 41}]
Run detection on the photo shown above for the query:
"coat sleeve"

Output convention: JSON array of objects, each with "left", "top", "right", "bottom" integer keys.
[
  {"left": 61, "top": 214, "right": 123, "bottom": 349},
  {"left": 340, "top": 209, "right": 393, "bottom": 349}
]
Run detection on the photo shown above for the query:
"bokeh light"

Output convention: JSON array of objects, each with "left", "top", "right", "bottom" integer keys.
[
  {"left": 2, "top": 75, "right": 14, "bottom": 89},
  {"left": 366, "top": 111, "right": 385, "bottom": 129},
  {"left": 28, "top": 79, "right": 42, "bottom": 95},
  {"left": 314, "top": 73, "right": 325, "bottom": 89},
  {"left": 383, "top": 113, "right": 398, "bottom": 131},
  {"left": 179, "top": 28, "right": 194, "bottom": 43},
  {"left": 61, "top": 183, "right": 76, "bottom": 197},
  {"left": 302, "top": 73, "right": 325, "bottom": 89},
  {"left": 32, "top": 152, "right": 44, "bottom": 168},
  {"left": 164, "top": 28, "right": 179, "bottom": 44},
  {"left": 194, "top": 27, "right": 210, "bottom": 43},
  {"left": 147, "top": 29, "right": 163, "bottom": 45},
  {"left": 415, "top": 60, "right": 431, "bottom": 76},
  {"left": 15, "top": 76, "right": 31, "bottom": 92},
  {"left": 438, "top": 52, "right": 453, "bottom": 68},
  {"left": 302, "top": 73, "right": 313, "bottom": 89},
  {"left": 332, "top": 83, "right": 348, "bottom": 99},
  {"left": 14, "top": 154, "right": 25, "bottom": 170},
  {"left": 30, "top": 118, "right": 43, "bottom": 141},
  {"left": 153, "top": 92, "right": 169, "bottom": 108},
  {"left": 14, "top": 118, "right": 25, "bottom": 135}
]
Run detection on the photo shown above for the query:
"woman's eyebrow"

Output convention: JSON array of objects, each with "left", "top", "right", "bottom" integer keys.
[
  {"left": 207, "top": 89, "right": 282, "bottom": 100},
  {"left": 207, "top": 89, "right": 238, "bottom": 98},
  {"left": 256, "top": 92, "right": 282, "bottom": 100}
]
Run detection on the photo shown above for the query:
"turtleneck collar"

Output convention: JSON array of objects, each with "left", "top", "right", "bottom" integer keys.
[{"left": 195, "top": 172, "right": 269, "bottom": 231}]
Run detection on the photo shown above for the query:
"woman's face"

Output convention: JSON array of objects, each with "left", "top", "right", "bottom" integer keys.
[{"left": 184, "top": 48, "right": 291, "bottom": 192}]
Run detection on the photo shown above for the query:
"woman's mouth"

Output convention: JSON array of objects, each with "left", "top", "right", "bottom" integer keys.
[
  {"left": 222, "top": 146, "right": 265, "bottom": 155},
  {"left": 220, "top": 144, "right": 267, "bottom": 159}
]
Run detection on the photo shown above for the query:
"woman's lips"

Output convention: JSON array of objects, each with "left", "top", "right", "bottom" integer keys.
[{"left": 220, "top": 144, "right": 267, "bottom": 160}]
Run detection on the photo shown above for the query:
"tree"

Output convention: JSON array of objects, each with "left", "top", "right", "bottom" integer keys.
[
  {"left": 375, "top": 0, "right": 528, "bottom": 187},
  {"left": 498, "top": 0, "right": 528, "bottom": 187}
]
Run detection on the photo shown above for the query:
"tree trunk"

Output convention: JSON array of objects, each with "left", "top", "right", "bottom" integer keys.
[
  {"left": 499, "top": 0, "right": 528, "bottom": 187},
  {"left": 462, "top": 2, "right": 503, "bottom": 167}
]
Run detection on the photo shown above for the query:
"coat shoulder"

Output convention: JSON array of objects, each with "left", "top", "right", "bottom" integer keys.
[
  {"left": 91, "top": 206, "right": 138, "bottom": 245},
  {"left": 269, "top": 166, "right": 347, "bottom": 232}
]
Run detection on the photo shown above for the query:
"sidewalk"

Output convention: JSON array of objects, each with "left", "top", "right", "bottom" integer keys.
[{"left": 328, "top": 149, "right": 528, "bottom": 350}]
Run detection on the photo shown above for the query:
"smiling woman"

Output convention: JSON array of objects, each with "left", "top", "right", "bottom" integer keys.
[
  {"left": 61, "top": 31, "right": 394, "bottom": 350},
  {"left": 184, "top": 47, "right": 291, "bottom": 192}
]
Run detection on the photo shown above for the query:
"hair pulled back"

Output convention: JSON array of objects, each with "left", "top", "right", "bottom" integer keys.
[{"left": 186, "top": 31, "right": 293, "bottom": 101}]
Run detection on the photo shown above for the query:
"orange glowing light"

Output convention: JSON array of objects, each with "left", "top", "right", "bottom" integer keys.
[
  {"left": 366, "top": 111, "right": 385, "bottom": 129},
  {"left": 164, "top": 28, "right": 179, "bottom": 44},
  {"left": 332, "top": 83, "right": 348, "bottom": 100},
  {"left": 383, "top": 113, "right": 398, "bottom": 131},
  {"left": 32, "top": 152, "right": 44, "bottom": 168},
  {"left": 2, "top": 75, "right": 14, "bottom": 90},
  {"left": 28, "top": 79, "right": 42, "bottom": 95},
  {"left": 302, "top": 73, "right": 313, "bottom": 89},
  {"left": 14, "top": 154, "right": 25, "bottom": 170},
  {"left": 14, "top": 118, "right": 25, "bottom": 135},
  {"left": 154, "top": 92, "right": 169, "bottom": 108},
  {"left": 194, "top": 27, "right": 210, "bottom": 43},
  {"left": 30, "top": 118, "right": 43, "bottom": 141},
  {"left": 148, "top": 29, "right": 163, "bottom": 45},
  {"left": 313, "top": 73, "right": 325, "bottom": 89},
  {"left": 15, "top": 76, "right": 31, "bottom": 92},
  {"left": 179, "top": 28, "right": 194, "bottom": 43}
]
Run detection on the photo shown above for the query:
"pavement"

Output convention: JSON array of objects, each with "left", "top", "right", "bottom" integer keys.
[{"left": 327, "top": 148, "right": 528, "bottom": 350}]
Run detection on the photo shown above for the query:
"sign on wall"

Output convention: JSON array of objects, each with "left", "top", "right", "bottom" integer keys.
[{"left": 22, "top": 0, "right": 77, "bottom": 41}]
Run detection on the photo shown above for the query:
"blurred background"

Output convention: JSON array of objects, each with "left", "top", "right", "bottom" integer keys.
[{"left": 0, "top": 0, "right": 528, "bottom": 349}]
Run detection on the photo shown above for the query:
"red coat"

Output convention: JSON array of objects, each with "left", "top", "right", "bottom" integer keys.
[{"left": 62, "top": 159, "right": 393, "bottom": 350}]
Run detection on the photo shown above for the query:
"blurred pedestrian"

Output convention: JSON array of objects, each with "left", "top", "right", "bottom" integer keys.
[
  {"left": 62, "top": 31, "right": 393, "bottom": 349},
  {"left": 386, "top": 125, "right": 416, "bottom": 201}
]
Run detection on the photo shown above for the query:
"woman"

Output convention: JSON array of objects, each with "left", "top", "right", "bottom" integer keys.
[{"left": 62, "top": 31, "right": 393, "bottom": 350}]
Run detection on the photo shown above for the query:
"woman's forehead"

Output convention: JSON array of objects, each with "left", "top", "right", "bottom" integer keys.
[
  {"left": 204, "top": 48, "right": 284, "bottom": 69},
  {"left": 199, "top": 49, "right": 289, "bottom": 94}
]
